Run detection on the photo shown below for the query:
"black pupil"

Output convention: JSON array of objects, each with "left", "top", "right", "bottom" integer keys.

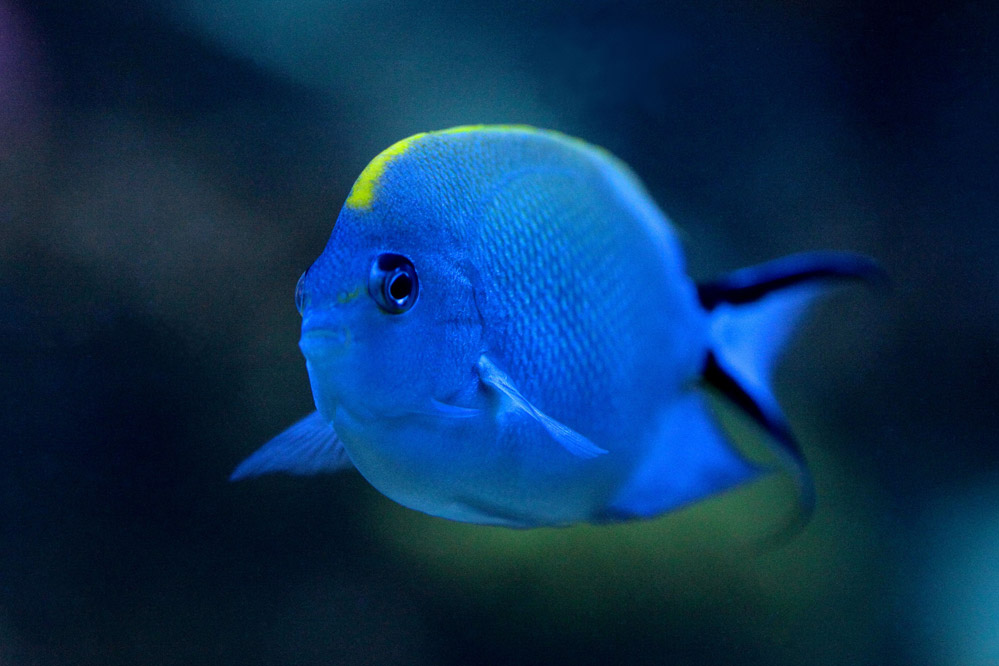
[
  {"left": 388, "top": 272, "right": 412, "bottom": 302},
  {"left": 370, "top": 253, "right": 418, "bottom": 314}
]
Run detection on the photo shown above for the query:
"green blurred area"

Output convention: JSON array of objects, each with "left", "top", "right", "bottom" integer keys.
[{"left": 367, "top": 391, "right": 883, "bottom": 663}]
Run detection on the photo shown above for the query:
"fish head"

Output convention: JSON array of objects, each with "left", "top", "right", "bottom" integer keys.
[{"left": 295, "top": 174, "right": 482, "bottom": 425}]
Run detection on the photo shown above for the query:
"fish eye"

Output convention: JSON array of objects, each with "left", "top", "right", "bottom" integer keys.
[
  {"left": 295, "top": 268, "right": 310, "bottom": 315},
  {"left": 369, "top": 253, "right": 419, "bottom": 314}
]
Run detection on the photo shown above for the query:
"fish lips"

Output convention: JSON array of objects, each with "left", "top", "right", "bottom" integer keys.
[{"left": 298, "top": 317, "right": 355, "bottom": 359}]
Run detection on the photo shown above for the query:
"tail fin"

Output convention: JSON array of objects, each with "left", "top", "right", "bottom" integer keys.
[{"left": 698, "top": 251, "right": 881, "bottom": 530}]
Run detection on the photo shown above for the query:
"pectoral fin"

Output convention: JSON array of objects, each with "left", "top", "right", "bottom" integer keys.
[
  {"left": 476, "top": 355, "right": 607, "bottom": 459},
  {"left": 230, "top": 411, "right": 354, "bottom": 480}
]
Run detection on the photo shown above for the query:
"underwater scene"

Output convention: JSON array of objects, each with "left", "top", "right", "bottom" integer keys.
[{"left": 1, "top": 1, "right": 994, "bottom": 665}]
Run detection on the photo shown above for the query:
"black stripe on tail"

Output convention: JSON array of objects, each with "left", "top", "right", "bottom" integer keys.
[
  {"left": 697, "top": 251, "right": 883, "bottom": 310},
  {"left": 696, "top": 250, "right": 882, "bottom": 541},
  {"left": 702, "top": 351, "right": 815, "bottom": 537}
]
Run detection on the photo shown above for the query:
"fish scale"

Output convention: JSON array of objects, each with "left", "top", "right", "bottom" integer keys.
[{"left": 473, "top": 158, "right": 674, "bottom": 451}]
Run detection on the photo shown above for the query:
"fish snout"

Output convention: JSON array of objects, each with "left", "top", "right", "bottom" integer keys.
[{"left": 299, "top": 323, "right": 354, "bottom": 358}]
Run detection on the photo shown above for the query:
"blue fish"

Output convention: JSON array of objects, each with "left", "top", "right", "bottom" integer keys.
[{"left": 232, "top": 125, "right": 876, "bottom": 528}]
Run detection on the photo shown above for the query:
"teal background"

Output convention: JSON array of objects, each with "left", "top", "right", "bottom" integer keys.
[{"left": 0, "top": 1, "right": 994, "bottom": 664}]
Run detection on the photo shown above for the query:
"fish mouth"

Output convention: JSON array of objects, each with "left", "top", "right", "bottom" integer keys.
[{"left": 299, "top": 325, "right": 354, "bottom": 357}]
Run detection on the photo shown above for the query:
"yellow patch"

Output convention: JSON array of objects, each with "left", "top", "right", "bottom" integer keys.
[
  {"left": 345, "top": 133, "right": 427, "bottom": 209},
  {"left": 337, "top": 284, "right": 365, "bottom": 304},
  {"left": 437, "top": 124, "right": 538, "bottom": 136},
  {"left": 343, "top": 125, "right": 549, "bottom": 210}
]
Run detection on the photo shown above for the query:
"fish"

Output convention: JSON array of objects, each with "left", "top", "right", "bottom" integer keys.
[{"left": 231, "top": 125, "right": 878, "bottom": 529}]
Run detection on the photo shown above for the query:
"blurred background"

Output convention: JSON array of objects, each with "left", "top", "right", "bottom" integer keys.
[{"left": 0, "top": 1, "right": 995, "bottom": 664}]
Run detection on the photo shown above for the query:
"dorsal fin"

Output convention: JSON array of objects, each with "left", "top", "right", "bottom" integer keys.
[{"left": 697, "top": 251, "right": 883, "bottom": 310}]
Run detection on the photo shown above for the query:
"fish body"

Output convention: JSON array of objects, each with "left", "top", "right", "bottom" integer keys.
[{"left": 233, "top": 125, "right": 876, "bottom": 528}]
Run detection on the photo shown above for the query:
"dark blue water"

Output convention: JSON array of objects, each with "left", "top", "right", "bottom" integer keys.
[{"left": 1, "top": 1, "right": 994, "bottom": 664}]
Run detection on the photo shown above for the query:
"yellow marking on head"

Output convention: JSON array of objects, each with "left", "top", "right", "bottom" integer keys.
[
  {"left": 345, "top": 133, "right": 428, "bottom": 210},
  {"left": 343, "top": 124, "right": 601, "bottom": 210},
  {"left": 436, "top": 124, "right": 605, "bottom": 153},
  {"left": 434, "top": 125, "right": 627, "bottom": 183},
  {"left": 435, "top": 124, "right": 539, "bottom": 136},
  {"left": 337, "top": 284, "right": 365, "bottom": 304}
]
